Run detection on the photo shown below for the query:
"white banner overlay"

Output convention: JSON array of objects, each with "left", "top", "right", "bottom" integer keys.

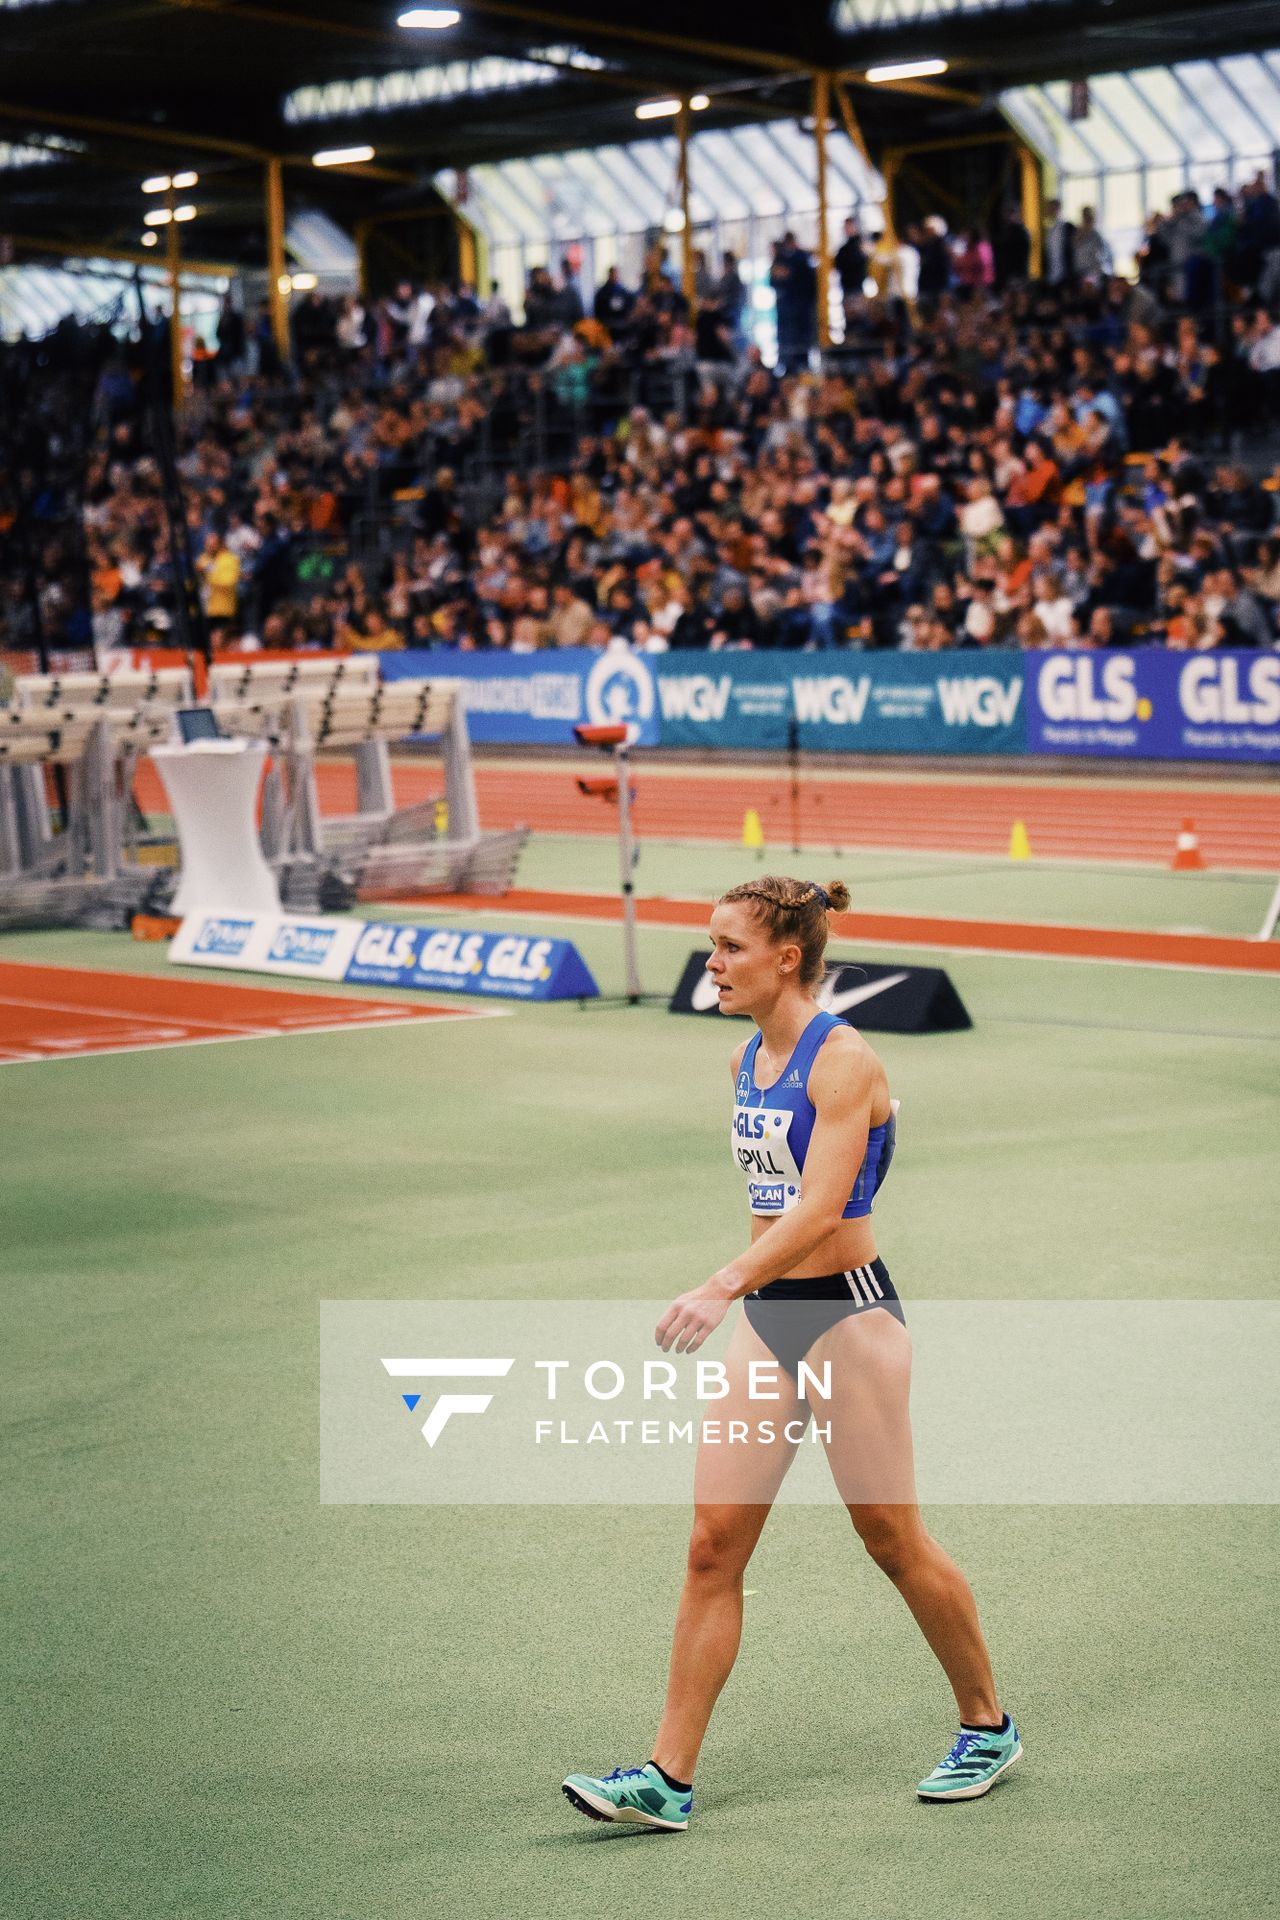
[{"left": 320, "top": 1301, "right": 1279, "bottom": 1506}]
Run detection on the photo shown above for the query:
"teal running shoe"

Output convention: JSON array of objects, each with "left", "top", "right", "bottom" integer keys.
[
  {"left": 562, "top": 1763, "right": 692, "bottom": 1831},
  {"left": 917, "top": 1717, "right": 1023, "bottom": 1801}
]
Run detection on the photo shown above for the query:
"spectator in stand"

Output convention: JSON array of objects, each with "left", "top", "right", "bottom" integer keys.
[
  {"left": 953, "top": 229, "right": 995, "bottom": 297},
  {"left": 771, "top": 232, "right": 816, "bottom": 374},
  {"left": 994, "top": 206, "right": 1032, "bottom": 289},
  {"left": 834, "top": 217, "right": 868, "bottom": 327},
  {"left": 1042, "top": 200, "right": 1076, "bottom": 289},
  {"left": 594, "top": 265, "right": 634, "bottom": 337},
  {"left": 214, "top": 294, "right": 246, "bottom": 374},
  {"left": 196, "top": 531, "right": 240, "bottom": 640},
  {"left": 916, "top": 216, "right": 951, "bottom": 314},
  {"left": 1072, "top": 208, "right": 1112, "bottom": 287}
]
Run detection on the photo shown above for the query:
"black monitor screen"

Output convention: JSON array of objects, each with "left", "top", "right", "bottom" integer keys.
[{"left": 177, "top": 707, "right": 221, "bottom": 744}]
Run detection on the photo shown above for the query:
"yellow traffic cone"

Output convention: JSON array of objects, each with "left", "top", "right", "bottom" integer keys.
[
  {"left": 434, "top": 798, "right": 449, "bottom": 836},
  {"left": 742, "top": 807, "right": 765, "bottom": 856},
  {"left": 1008, "top": 819, "right": 1031, "bottom": 861}
]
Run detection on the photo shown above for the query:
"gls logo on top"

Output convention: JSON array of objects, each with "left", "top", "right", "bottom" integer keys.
[
  {"left": 342, "top": 920, "right": 600, "bottom": 998},
  {"left": 191, "top": 916, "right": 254, "bottom": 958},
  {"left": 1038, "top": 655, "right": 1147, "bottom": 725},
  {"left": 1180, "top": 656, "right": 1280, "bottom": 728},
  {"left": 353, "top": 923, "right": 554, "bottom": 984}
]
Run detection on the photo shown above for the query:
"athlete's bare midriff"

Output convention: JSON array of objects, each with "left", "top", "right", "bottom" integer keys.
[{"left": 746, "top": 1045, "right": 892, "bottom": 1280}]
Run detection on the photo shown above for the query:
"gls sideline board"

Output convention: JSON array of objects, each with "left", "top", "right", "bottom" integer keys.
[{"left": 171, "top": 911, "right": 599, "bottom": 1000}]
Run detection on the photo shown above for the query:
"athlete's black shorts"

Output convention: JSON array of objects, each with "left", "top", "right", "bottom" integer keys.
[{"left": 743, "top": 1261, "right": 905, "bottom": 1381}]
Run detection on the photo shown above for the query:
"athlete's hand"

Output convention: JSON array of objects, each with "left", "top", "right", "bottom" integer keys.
[{"left": 655, "top": 1286, "right": 730, "bottom": 1356}]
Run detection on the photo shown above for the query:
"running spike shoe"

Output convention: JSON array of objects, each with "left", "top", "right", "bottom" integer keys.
[
  {"left": 916, "top": 1717, "right": 1023, "bottom": 1801},
  {"left": 562, "top": 1762, "right": 693, "bottom": 1831}
]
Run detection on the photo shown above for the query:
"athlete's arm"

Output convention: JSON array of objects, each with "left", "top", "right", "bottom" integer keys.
[{"left": 655, "top": 1029, "right": 877, "bottom": 1354}]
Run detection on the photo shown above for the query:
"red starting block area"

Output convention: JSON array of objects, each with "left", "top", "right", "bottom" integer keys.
[{"left": 0, "top": 961, "right": 483, "bottom": 1066}]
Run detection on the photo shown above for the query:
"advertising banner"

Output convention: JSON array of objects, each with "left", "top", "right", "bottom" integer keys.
[
  {"left": 378, "top": 644, "right": 1276, "bottom": 763},
  {"left": 172, "top": 912, "right": 599, "bottom": 1000},
  {"left": 655, "top": 651, "right": 1026, "bottom": 754},
  {"left": 170, "top": 909, "right": 362, "bottom": 980},
  {"left": 343, "top": 921, "right": 598, "bottom": 1000},
  {"left": 381, "top": 647, "right": 660, "bottom": 747},
  {"left": 1027, "top": 650, "right": 1280, "bottom": 763},
  {"left": 669, "top": 952, "right": 972, "bottom": 1032}
]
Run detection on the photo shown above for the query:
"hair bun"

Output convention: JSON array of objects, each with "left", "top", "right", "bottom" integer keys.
[{"left": 823, "top": 880, "right": 851, "bottom": 913}]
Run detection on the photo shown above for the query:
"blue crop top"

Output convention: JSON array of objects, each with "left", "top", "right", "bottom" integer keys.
[{"left": 732, "top": 1009, "right": 896, "bottom": 1219}]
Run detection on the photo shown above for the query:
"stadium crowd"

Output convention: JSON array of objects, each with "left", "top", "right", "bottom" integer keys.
[{"left": 4, "top": 173, "right": 1280, "bottom": 663}]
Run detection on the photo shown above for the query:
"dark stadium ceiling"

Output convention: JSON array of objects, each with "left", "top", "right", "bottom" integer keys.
[{"left": 2, "top": 0, "right": 1278, "bottom": 269}]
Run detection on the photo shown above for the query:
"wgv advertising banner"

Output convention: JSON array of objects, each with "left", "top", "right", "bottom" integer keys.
[
  {"left": 1028, "top": 651, "right": 1280, "bottom": 763},
  {"left": 656, "top": 651, "right": 1026, "bottom": 754},
  {"left": 381, "top": 647, "right": 660, "bottom": 747}
]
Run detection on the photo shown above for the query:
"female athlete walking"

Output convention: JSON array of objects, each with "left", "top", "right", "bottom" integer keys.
[{"left": 563, "top": 876, "right": 1020, "bottom": 1831}]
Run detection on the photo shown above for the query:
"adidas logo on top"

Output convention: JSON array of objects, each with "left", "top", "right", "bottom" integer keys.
[{"left": 783, "top": 1070, "right": 802, "bottom": 1088}]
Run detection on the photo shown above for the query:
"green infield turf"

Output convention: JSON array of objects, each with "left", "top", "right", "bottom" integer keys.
[{"left": 2, "top": 836, "right": 1276, "bottom": 1919}]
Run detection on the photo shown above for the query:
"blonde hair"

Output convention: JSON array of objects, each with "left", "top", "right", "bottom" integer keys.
[{"left": 718, "top": 874, "right": 850, "bottom": 988}]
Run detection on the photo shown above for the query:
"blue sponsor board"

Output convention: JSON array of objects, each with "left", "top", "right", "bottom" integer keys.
[
  {"left": 1027, "top": 650, "right": 1280, "bottom": 762},
  {"left": 344, "top": 921, "right": 599, "bottom": 1000},
  {"left": 381, "top": 648, "right": 660, "bottom": 747},
  {"left": 655, "top": 650, "right": 1026, "bottom": 753},
  {"left": 379, "top": 644, "right": 1276, "bottom": 762}
]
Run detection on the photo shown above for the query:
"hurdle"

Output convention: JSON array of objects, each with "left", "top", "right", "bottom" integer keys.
[
  {"left": 208, "top": 659, "right": 526, "bottom": 900},
  {"left": 0, "top": 671, "right": 186, "bottom": 927}
]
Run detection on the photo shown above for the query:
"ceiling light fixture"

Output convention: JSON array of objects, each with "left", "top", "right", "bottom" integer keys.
[
  {"left": 864, "top": 58, "right": 948, "bottom": 83},
  {"left": 171, "top": 169, "right": 199, "bottom": 189},
  {"left": 290, "top": 272, "right": 318, "bottom": 290},
  {"left": 143, "top": 207, "right": 173, "bottom": 226},
  {"left": 141, "top": 231, "right": 158, "bottom": 247},
  {"left": 173, "top": 204, "right": 197, "bottom": 221},
  {"left": 635, "top": 98, "right": 681, "bottom": 120},
  {"left": 397, "top": 7, "right": 460, "bottom": 25},
  {"left": 312, "top": 144, "right": 375, "bottom": 166},
  {"left": 142, "top": 174, "right": 172, "bottom": 194},
  {"left": 689, "top": 94, "right": 710, "bottom": 111}
]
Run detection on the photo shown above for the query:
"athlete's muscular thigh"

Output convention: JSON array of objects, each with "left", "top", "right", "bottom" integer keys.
[
  {"left": 812, "top": 1307, "right": 918, "bottom": 1508},
  {"left": 692, "top": 1308, "right": 811, "bottom": 1509}
]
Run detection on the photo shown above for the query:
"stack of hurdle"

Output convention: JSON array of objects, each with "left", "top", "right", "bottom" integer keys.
[
  {"left": 208, "top": 658, "right": 526, "bottom": 904},
  {"left": 0, "top": 667, "right": 192, "bottom": 928}
]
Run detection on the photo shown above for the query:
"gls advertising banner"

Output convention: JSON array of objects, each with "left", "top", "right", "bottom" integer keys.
[
  {"left": 343, "top": 921, "right": 598, "bottom": 999},
  {"left": 381, "top": 647, "right": 660, "bottom": 747},
  {"left": 172, "top": 912, "right": 599, "bottom": 1000},
  {"left": 656, "top": 650, "right": 1026, "bottom": 754},
  {"left": 1028, "top": 650, "right": 1280, "bottom": 762}
]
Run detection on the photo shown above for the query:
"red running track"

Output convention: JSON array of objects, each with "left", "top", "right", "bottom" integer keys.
[
  {"left": 416, "top": 887, "right": 1280, "bottom": 974},
  {"left": 135, "top": 757, "right": 1280, "bottom": 869},
  {"left": 0, "top": 960, "right": 480, "bottom": 1065}
]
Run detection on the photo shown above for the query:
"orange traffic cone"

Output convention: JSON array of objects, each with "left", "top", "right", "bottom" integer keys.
[{"left": 1171, "top": 820, "right": 1205, "bottom": 871}]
